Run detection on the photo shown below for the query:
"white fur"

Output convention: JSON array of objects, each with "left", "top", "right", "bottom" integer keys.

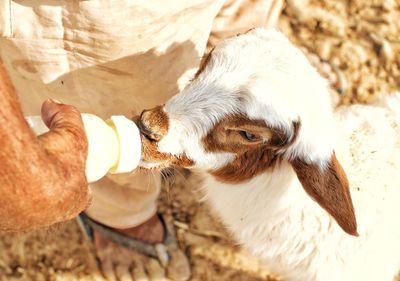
[{"left": 157, "top": 28, "right": 400, "bottom": 280}]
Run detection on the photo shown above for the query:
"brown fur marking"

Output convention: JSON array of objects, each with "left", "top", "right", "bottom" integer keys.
[
  {"left": 211, "top": 148, "right": 283, "bottom": 183},
  {"left": 291, "top": 153, "right": 358, "bottom": 236},
  {"left": 194, "top": 47, "right": 215, "bottom": 79},
  {"left": 203, "top": 114, "right": 300, "bottom": 183},
  {"left": 139, "top": 106, "right": 193, "bottom": 168}
]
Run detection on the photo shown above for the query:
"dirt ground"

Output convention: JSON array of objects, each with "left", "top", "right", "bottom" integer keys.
[{"left": 1, "top": 1, "right": 399, "bottom": 280}]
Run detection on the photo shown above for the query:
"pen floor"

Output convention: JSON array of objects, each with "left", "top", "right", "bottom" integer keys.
[{"left": 1, "top": 1, "right": 399, "bottom": 280}]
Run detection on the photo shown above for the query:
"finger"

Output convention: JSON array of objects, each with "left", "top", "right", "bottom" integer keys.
[
  {"left": 39, "top": 99, "right": 87, "bottom": 159},
  {"left": 41, "top": 99, "right": 84, "bottom": 131}
]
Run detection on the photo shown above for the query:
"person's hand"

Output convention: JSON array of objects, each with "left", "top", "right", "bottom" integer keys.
[
  {"left": 0, "top": 63, "right": 90, "bottom": 231},
  {"left": 37, "top": 98, "right": 90, "bottom": 216},
  {"left": 39, "top": 99, "right": 89, "bottom": 193}
]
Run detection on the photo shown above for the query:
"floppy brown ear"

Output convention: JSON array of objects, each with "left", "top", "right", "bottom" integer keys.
[{"left": 291, "top": 152, "right": 358, "bottom": 236}]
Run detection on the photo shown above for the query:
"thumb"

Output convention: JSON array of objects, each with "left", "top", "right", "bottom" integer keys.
[
  {"left": 41, "top": 99, "right": 84, "bottom": 131},
  {"left": 38, "top": 100, "right": 89, "bottom": 213},
  {"left": 39, "top": 99, "right": 88, "bottom": 160}
]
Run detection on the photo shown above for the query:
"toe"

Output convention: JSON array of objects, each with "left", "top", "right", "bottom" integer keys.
[
  {"left": 94, "top": 231, "right": 133, "bottom": 281},
  {"left": 115, "top": 263, "right": 133, "bottom": 281},
  {"left": 167, "top": 249, "right": 191, "bottom": 281},
  {"left": 131, "top": 259, "right": 149, "bottom": 281},
  {"left": 145, "top": 259, "right": 167, "bottom": 281},
  {"left": 98, "top": 257, "right": 117, "bottom": 281}
]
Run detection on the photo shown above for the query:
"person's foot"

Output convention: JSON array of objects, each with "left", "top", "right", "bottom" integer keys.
[
  {"left": 115, "top": 213, "right": 164, "bottom": 244},
  {"left": 92, "top": 214, "right": 190, "bottom": 281}
]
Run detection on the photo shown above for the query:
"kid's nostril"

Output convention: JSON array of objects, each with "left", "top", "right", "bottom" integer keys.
[
  {"left": 138, "top": 121, "right": 151, "bottom": 138},
  {"left": 138, "top": 121, "right": 162, "bottom": 142},
  {"left": 138, "top": 106, "right": 168, "bottom": 142}
]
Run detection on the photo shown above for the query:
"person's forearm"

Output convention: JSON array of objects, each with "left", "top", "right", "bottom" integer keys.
[{"left": 0, "top": 64, "right": 89, "bottom": 231}]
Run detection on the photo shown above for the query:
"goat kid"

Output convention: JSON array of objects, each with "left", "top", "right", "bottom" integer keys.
[{"left": 138, "top": 28, "right": 400, "bottom": 281}]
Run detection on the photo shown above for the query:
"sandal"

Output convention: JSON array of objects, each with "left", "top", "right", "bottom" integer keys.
[{"left": 76, "top": 213, "right": 191, "bottom": 280}]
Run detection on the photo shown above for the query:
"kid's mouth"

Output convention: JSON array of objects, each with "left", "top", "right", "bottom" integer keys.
[{"left": 139, "top": 159, "right": 168, "bottom": 170}]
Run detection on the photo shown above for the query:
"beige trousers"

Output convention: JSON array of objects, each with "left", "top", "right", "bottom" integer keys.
[{"left": 0, "top": 0, "right": 282, "bottom": 228}]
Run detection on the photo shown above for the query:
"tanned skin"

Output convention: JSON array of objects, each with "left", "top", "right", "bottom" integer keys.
[{"left": 0, "top": 63, "right": 90, "bottom": 232}]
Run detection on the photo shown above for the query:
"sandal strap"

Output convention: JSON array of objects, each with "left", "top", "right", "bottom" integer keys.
[{"left": 77, "top": 213, "right": 168, "bottom": 260}]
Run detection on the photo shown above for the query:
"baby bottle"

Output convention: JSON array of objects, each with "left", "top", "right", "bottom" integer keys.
[{"left": 26, "top": 114, "right": 142, "bottom": 183}]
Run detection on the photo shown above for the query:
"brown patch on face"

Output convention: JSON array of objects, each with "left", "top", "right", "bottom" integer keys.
[
  {"left": 138, "top": 106, "right": 193, "bottom": 169},
  {"left": 291, "top": 153, "right": 358, "bottom": 236},
  {"left": 203, "top": 114, "right": 300, "bottom": 183},
  {"left": 211, "top": 148, "right": 283, "bottom": 183},
  {"left": 140, "top": 134, "right": 193, "bottom": 168}
]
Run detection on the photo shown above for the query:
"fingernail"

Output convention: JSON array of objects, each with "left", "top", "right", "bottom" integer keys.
[
  {"left": 42, "top": 100, "right": 61, "bottom": 128},
  {"left": 49, "top": 98, "right": 62, "bottom": 104}
]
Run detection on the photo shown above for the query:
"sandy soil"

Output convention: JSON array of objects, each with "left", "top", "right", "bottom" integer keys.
[
  {"left": 280, "top": 0, "right": 400, "bottom": 104},
  {"left": 1, "top": 1, "right": 399, "bottom": 280}
]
